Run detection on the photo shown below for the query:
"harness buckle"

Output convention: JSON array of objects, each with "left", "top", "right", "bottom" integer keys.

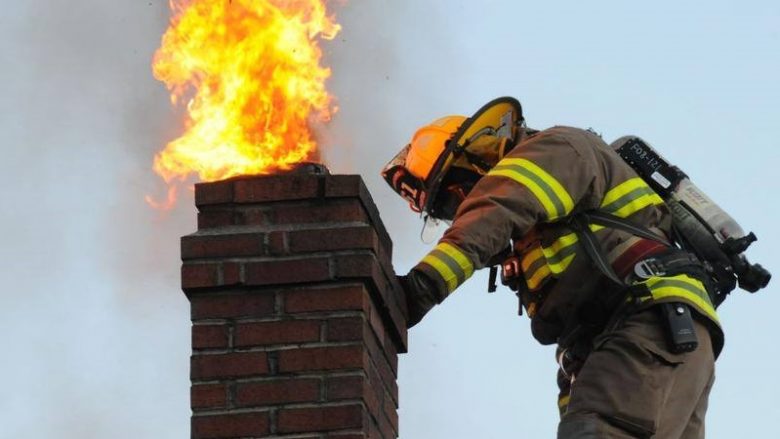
[{"left": 634, "top": 258, "right": 666, "bottom": 279}]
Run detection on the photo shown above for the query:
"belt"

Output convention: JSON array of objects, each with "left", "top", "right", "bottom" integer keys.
[
  {"left": 626, "top": 248, "right": 704, "bottom": 282},
  {"left": 612, "top": 238, "right": 668, "bottom": 281}
]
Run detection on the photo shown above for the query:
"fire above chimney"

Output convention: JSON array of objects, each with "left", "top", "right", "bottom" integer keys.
[{"left": 181, "top": 165, "right": 408, "bottom": 439}]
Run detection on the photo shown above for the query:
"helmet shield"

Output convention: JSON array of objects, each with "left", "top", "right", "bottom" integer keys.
[
  {"left": 380, "top": 144, "right": 427, "bottom": 212},
  {"left": 381, "top": 96, "right": 523, "bottom": 219},
  {"left": 423, "top": 96, "right": 523, "bottom": 215}
]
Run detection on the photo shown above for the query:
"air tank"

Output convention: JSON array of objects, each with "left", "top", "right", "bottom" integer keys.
[
  {"left": 610, "top": 136, "right": 745, "bottom": 244},
  {"left": 610, "top": 136, "right": 770, "bottom": 294}
]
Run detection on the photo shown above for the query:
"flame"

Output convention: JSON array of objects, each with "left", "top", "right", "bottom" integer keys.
[{"left": 149, "top": 0, "right": 340, "bottom": 207}]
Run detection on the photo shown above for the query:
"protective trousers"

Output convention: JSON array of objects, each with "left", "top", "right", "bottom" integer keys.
[{"left": 557, "top": 307, "right": 715, "bottom": 439}]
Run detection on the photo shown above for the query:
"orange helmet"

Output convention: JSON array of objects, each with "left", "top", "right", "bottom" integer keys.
[
  {"left": 405, "top": 115, "right": 467, "bottom": 182},
  {"left": 381, "top": 97, "right": 523, "bottom": 219}
]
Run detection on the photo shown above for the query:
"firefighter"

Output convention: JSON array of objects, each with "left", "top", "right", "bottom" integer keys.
[{"left": 381, "top": 97, "right": 722, "bottom": 438}]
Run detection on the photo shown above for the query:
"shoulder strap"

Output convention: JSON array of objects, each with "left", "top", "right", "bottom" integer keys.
[
  {"left": 580, "top": 211, "right": 671, "bottom": 247},
  {"left": 568, "top": 215, "right": 626, "bottom": 287}
]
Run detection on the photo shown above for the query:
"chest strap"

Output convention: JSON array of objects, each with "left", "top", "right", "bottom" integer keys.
[{"left": 568, "top": 210, "right": 671, "bottom": 287}]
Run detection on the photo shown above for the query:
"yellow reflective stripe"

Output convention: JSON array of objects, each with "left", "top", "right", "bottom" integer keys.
[
  {"left": 420, "top": 242, "right": 474, "bottom": 294},
  {"left": 521, "top": 247, "right": 545, "bottom": 272},
  {"left": 526, "top": 263, "right": 552, "bottom": 290},
  {"left": 646, "top": 273, "right": 703, "bottom": 290},
  {"left": 644, "top": 274, "right": 719, "bottom": 323},
  {"left": 521, "top": 245, "right": 550, "bottom": 290},
  {"left": 612, "top": 192, "right": 664, "bottom": 218},
  {"left": 488, "top": 168, "right": 560, "bottom": 219},
  {"left": 542, "top": 233, "right": 579, "bottom": 274},
  {"left": 601, "top": 178, "right": 646, "bottom": 207},
  {"left": 521, "top": 226, "right": 604, "bottom": 289},
  {"left": 506, "top": 159, "right": 574, "bottom": 214},
  {"left": 421, "top": 253, "right": 459, "bottom": 293},
  {"left": 489, "top": 158, "right": 574, "bottom": 220},
  {"left": 558, "top": 395, "right": 571, "bottom": 409},
  {"left": 601, "top": 177, "right": 665, "bottom": 218},
  {"left": 438, "top": 242, "right": 475, "bottom": 278},
  {"left": 545, "top": 232, "right": 578, "bottom": 255},
  {"left": 552, "top": 254, "right": 577, "bottom": 274}
]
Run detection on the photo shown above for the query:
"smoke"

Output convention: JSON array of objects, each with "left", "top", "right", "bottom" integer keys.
[
  {"left": 321, "top": 0, "right": 463, "bottom": 267},
  {"left": 3, "top": 1, "right": 777, "bottom": 438},
  {"left": 0, "top": 1, "right": 442, "bottom": 436},
  {"left": 0, "top": 1, "right": 440, "bottom": 435},
  {"left": 0, "top": 2, "right": 190, "bottom": 437}
]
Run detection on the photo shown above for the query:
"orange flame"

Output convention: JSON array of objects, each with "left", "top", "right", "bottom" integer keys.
[{"left": 150, "top": 0, "right": 340, "bottom": 207}]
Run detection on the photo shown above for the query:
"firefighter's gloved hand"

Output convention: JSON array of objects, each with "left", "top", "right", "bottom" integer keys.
[{"left": 397, "top": 271, "right": 442, "bottom": 328}]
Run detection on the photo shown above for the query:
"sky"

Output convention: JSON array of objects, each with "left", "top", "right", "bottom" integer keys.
[{"left": 0, "top": 0, "right": 778, "bottom": 438}]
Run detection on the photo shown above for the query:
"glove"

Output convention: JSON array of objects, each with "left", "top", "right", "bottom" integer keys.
[{"left": 397, "top": 271, "right": 443, "bottom": 328}]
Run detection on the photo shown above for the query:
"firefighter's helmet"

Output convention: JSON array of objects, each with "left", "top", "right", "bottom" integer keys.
[{"left": 381, "top": 96, "right": 524, "bottom": 220}]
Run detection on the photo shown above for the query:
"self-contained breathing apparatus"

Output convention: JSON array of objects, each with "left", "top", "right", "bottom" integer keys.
[
  {"left": 496, "top": 136, "right": 770, "bottom": 297},
  {"left": 612, "top": 136, "right": 771, "bottom": 298},
  {"left": 494, "top": 134, "right": 771, "bottom": 354}
]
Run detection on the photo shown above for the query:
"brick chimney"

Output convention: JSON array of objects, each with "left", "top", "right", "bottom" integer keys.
[{"left": 180, "top": 165, "right": 408, "bottom": 439}]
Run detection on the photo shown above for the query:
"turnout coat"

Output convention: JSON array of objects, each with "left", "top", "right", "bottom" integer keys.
[{"left": 412, "top": 126, "right": 722, "bottom": 355}]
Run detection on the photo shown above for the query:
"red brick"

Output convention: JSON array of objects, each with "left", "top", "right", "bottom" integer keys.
[
  {"left": 324, "top": 175, "right": 363, "bottom": 198},
  {"left": 234, "top": 320, "right": 321, "bottom": 347},
  {"left": 381, "top": 331, "right": 399, "bottom": 373},
  {"left": 222, "top": 262, "right": 241, "bottom": 285},
  {"left": 383, "top": 389, "right": 398, "bottom": 435},
  {"left": 332, "top": 255, "right": 408, "bottom": 353},
  {"left": 191, "top": 352, "right": 268, "bottom": 380},
  {"left": 326, "top": 375, "right": 364, "bottom": 401},
  {"left": 333, "top": 253, "right": 381, "bottom": 280},
  {"left": 367, "top": 308, "right": 387, "bottom": 349},
  {"left": 182, "top": 263, "right": 220, "bottom": 289},
  {"left": 368, "top": 346, "right": 397, "bottom": 402},
  {"left": 267, "top": 199, "right": 367, "bottom": 225},
  {"left": 235, "top": 378, "right": 320, "bottom": 407},
  {"left": 194, "top": 180, "right": 234, "bottom": 207},
  {"left": 364, "top": 385, "right": 382, "bottom": 426},
  {"left": 278, "top": 404, "right": 364, "bottom": 434},
  {"left": 327, "top": 317, "right": 365, "bottom": 342},
  {"left": 244, "top": 258, "right": 331, "bottom": 285},
  {"left": 239, "top": 208, "right": 267, "bottom": 226},
  {"left": 288, "top": 227, "right": 378, "bottom": 254},
  {"left": 366, "top": 356, "right": 397, "bottom": 408},
  {"left": 284, "top": 285, "right": 368, "bottom": 314},
  {"left": 191, "top": 384, "right": 227, "bottom": 410},
  {"left": 192, "top": 324, "right": 229, "bottom": 349},
  {"left": 378, "top": 409, "right": 395, "bottom": 439},
  {"left": 191, "top": 293, "right": 274, "bottom": 320},
  {"left": 266, "top": 231, "right": 287, "bottom": 255},
  {"left": 369, "top": 418, "right": 382, "bottom": 439},
  {"left": 366, "top": 309, "right": 397, "bottom": 374},
  {"left": 182, "top": 234, "right": 264, "bottom": 259},
  {"left": 278, "top": 346, "right": 365, "bottom": 373},
  {"left": 192, "top": 412, "right": 269, "bottom": 438},
  {"left": 233, "top": 175, "right": 320, "bottom": 203},
  {"left": 324, "top": 175, "right": 393, "bottom": 251},
  {"left": 197, "top": 210, "right": 234, "bottom": 229}
]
